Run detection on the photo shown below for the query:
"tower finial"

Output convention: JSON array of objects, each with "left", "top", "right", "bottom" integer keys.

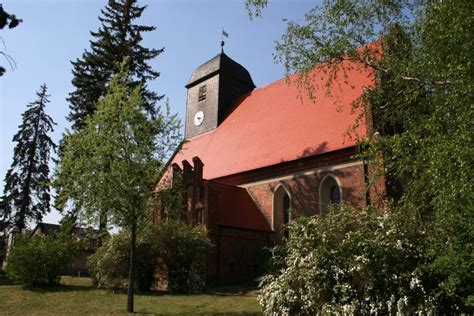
[{"left": 221, "top": 28, "right": 228, "bottom": 53}]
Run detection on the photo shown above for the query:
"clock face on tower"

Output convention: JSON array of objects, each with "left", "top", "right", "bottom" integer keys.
[{"left": 193, "top": 111, "right": 204, "bottom": 126}]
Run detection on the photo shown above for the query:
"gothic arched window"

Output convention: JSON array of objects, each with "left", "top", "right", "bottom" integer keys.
[
  {"left": 283, "top": 193, "right": 291, "bottom": 239},
  {"left": 274, "top": 185, "right": 291, "bottom": 239},
  {"left": 330, "top": 185, "right": 341, "bottom": 204},
  {"left": 319, "top": 175, "right": 342, "bottom": 214}
]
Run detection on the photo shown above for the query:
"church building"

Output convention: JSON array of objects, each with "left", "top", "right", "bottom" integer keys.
[{"left": 157, "top": 48, "right": 386, "bottom": 283}]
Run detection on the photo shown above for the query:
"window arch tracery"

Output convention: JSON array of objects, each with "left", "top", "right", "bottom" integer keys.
[{"left": 319, "top": 175, "right": 342, "bottom": 214}]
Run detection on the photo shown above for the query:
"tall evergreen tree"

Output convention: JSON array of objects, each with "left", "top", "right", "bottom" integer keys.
[
  {"left": 3, "top": 84, "right": 57, "bottom": 232},
  {"left": 59, "top": 0, "right": 164, "bottom": 237},
  {"left": 67, "top": 0, "right": 163, "bottom": 131}
]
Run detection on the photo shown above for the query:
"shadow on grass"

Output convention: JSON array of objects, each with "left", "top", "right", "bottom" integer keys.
[
  {"left": 175, "top": 313, "right": 260, "bottom": 316},
  {"left": 1, "top": 273, "right": 259, "bottom": 298},
  {"left": 0, "top": 274, "right": 95, "bottom": 292},
  {"left": 205, "top": 283, "right": 259, "bottom": 297},
  {"left": 137, "top": 283, "right": 259, "bottom": 298},
  {"left": 26, "top": 283, "right": 96, "bottom": 293},
  {"left": 0, "top": 273, "right": 16, "bottom": 286},
  {"left": 136, "top": 312, "right": 261, "bottom": 316}
]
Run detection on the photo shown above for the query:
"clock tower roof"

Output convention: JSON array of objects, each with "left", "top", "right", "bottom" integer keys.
[{"left": 186, "top": 52, "right": 255, "bottom": 89}]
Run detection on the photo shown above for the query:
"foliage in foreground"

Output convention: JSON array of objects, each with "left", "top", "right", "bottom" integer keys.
[
  {"left": 60, "top": 0, "right": 166, "bottom": 242},
  {"left": 5, "top": 235, "right": 77, "bottom": 287},
  {"left": 88, "top": 230, "right": 156, "bottom": 291},
  {"left": 54, "top": 62, "right": 180, "bottom": 312},
  {"left": 151, "top": 220, "right": 212, "bottom": 293},
  {"left": 259, "top": 205, "right": 471, "bottom": 315},
  {"left": 248, "top": 0, "right": 473, "bottom": 314},
  {"left": 89, "top": 220, "right": 212, "bottom": 293}
]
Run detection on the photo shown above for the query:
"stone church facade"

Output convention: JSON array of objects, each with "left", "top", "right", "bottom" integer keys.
[{"left": 157, "top": 50, "right": 386, "bottom": 283}]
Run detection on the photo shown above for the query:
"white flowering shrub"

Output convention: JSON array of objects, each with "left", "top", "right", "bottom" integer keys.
[{"left": 258, "top": 205, "right": 438, "bottom": 315}]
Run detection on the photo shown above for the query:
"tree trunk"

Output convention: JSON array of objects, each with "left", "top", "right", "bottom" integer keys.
[
  {"left": 127, "top": 219, "right": 137, "bottom": 313},
  {"left": 98, "top": 210, "right": 108, "bottom": 246}
]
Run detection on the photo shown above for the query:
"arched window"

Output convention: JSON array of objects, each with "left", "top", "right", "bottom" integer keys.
[
  {"left": 283, "top": 193, "right": 290, "bottom": 239},
  {"left": 330, "top": 185, "right": 341, "bottom": 204},
  {"left": 273, "top": 185, "right": 291, "bottom": 239},
  {"left": 319, "top": 175, "right": 342, "bottom": 214}
]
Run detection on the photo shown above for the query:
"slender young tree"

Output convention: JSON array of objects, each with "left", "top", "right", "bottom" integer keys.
[
  {"left": 58, "top": 0, "right": 164, "bottom": 236},
  {"left": 3, "top": 84, "right": 57, "bottom": 232},
  {"left": 55, "top": 63, "right": 180, "bottom": 313}
]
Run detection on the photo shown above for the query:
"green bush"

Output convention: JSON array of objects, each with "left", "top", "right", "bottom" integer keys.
[
  {"left": 88, "top": 232, "right": 129, "bottom": 289},
  {"left": 151, "top": 220, "right": 212, "bottom": 293},
  {"left": 258, "top": 205, "right": 440, "bottom": 315},
  {"left": 89, "top": 221, "right": 212, "bottom": 293},
  {"left": 5, "top": 235, "right": 77, "bottom": 287},
  {"left": 88, "top": 231, "right": 156, "bottom": 291}
]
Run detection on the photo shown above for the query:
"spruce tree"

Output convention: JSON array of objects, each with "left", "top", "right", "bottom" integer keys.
[
  {"left": 3, "top": 84, "right": 57, "bottom": 232},
  {"left": 59, "top": 0, "right": 163, "bottom": 237},
  {"left": 67, "top": 0, "right": 163, "bottom": 131}
]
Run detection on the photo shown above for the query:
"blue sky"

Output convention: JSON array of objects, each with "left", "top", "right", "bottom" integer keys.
[{"left": 0, "top": 0, "right": 315, "bottom": 225}]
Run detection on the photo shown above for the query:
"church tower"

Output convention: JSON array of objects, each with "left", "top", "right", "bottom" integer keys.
[{"left": 185, "top": 52, "right": 255, "bottom": 139}]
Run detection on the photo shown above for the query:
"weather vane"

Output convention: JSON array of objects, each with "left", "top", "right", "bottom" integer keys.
[{"left": 221, "top": 28, "right": 228, "bottom": 52}]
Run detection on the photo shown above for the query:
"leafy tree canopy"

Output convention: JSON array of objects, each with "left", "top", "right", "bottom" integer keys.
[
  {"left": 54, "top": 62, "right": 180, "bottom": 312},
  {"left": 56, "top": 64, "right": 180, "bottom": 227},
  {"left": 59, "top": 0, "right": 165, "bottom": 237},
  {"left": 247, "top": 0, "right": 473, "bottom": 312},
  {"left": 0, "top": 4, "right": 21, "bottom": 29}
]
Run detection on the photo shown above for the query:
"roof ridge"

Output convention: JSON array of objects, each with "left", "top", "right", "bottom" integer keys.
[
  {"left": 208, "top": 180, "right": 245, "bottom": 190},
  {"left": 253, "top": 72, "right": 294, "bottom": 93}
]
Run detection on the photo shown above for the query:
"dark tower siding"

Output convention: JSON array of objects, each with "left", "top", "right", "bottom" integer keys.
[
  {"left": 217, "top": 73, "right": 255, "bottom": 124},
  {"left": 185, "top": 53, "right": 255, "bottom": 139},
  {"left": 185, "top": 75, "right": 220, "bottom": 138}
]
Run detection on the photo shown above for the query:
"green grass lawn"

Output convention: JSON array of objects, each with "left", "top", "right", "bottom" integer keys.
[{"left": 0, "top": 275, "right": 262, "bottom": 315}]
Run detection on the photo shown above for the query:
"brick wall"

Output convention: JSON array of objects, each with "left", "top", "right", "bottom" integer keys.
[
  {"left": 156, "top": 149, "right": 387, "bottom": 285},
  {"left": 207, "top": 226, "right": 273, "bottom": 284},
  {"left": 245, "top": 162, "right": 367, "bottom": 240}
]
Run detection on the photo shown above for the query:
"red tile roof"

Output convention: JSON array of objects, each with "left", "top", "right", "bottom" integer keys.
[
  {"left": 172, "top": 60, "right": 374, "bottom": 180},
  {"left": 209, "top": 182, "right": 272, "bottom": 232}
]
